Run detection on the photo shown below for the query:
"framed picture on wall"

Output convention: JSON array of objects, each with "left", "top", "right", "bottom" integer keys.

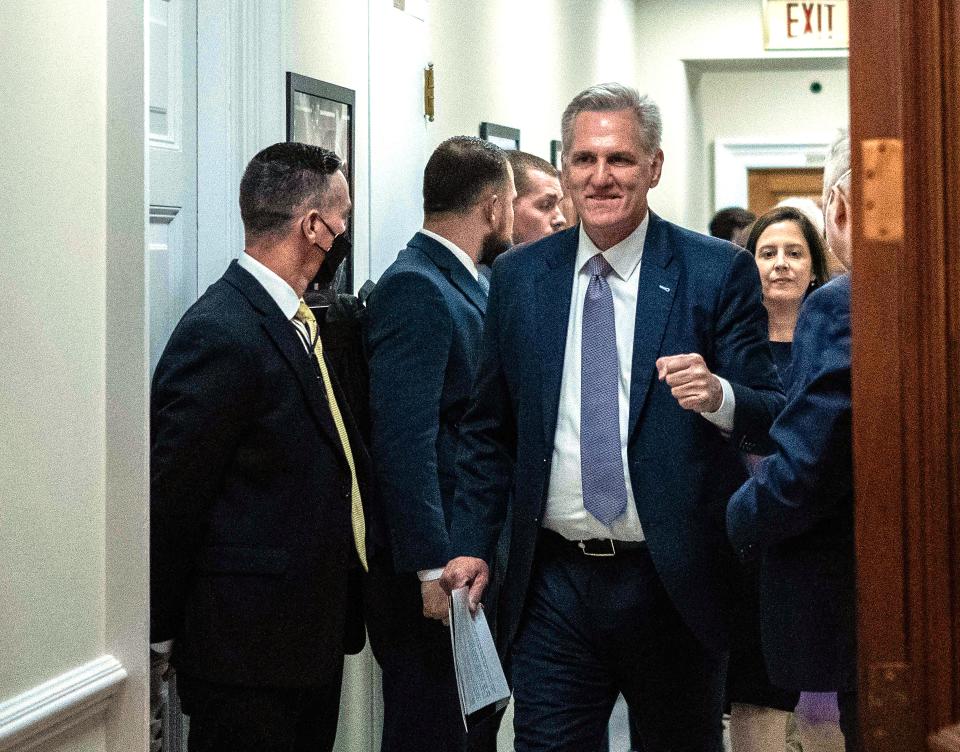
[
  {"left": 286, "top": 72, "right": 355, "bottom": 296},
  {"left": 550, "top": 139, "right": 562, "bottom": 168},
  {"left": 479, "top": 122, "right": 520, "bottom": 151}
]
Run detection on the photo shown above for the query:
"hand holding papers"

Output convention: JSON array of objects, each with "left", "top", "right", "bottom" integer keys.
[{"left": 448, "top": 587, "right": 511, "bottom": 730}]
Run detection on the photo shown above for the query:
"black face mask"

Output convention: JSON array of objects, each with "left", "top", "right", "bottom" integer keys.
[{"left": 313, "top": 232, "right": 352, "bottom": 289}]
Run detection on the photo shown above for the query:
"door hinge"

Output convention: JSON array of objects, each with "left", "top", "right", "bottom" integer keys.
[{"left": 862, "top": 138, "right": 904, "bottom": 242}]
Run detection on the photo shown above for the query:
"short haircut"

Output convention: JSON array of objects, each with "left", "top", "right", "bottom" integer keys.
[
  {"left": 745, "top": 205, "right": 831, "bottom": 287},
  {"left": 822, "top": 128, "right": 851, "bottom": 206},
  {"left": 423, "top": 136, "right": 510, "bottom": 215},
  {"left": 709, "top": 207, "right": 756, "bottom": 241},
  {"left": 561, "top": 82, "right": 663, "bottom": 156},
  {"left": 507, "top": 151, "right": 559, "bottom": 198},
  {"left": 239, "top": 142, "right": 343, "bottom": 238}
]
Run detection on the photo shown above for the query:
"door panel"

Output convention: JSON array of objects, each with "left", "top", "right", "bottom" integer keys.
[
  {"left": 747, "top": 166, "right": 824, "bottom": 214},
  {"left": 149, "top": 0, "right": 197, "bottom": 373}
]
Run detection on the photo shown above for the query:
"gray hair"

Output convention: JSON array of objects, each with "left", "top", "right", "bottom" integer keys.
[
  {"left": 822, "top": 128, "right": 851, "bottom": 206},
  {"left": 560, "top": 83, "right": 663, "bottom": 156}
]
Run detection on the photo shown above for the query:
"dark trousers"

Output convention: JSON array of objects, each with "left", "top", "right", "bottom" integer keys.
[
  {"left": 366, "top": 565, "right": 496, "bottom": 752},
  {"left": 176, "top": 668, "right": 343, "bottom": 752},
  {"left": 838, "top": 690, "right": 859, "bottom": 752},
  {"left": 510, "top": 535, "right": 726, "bottom": 752}
]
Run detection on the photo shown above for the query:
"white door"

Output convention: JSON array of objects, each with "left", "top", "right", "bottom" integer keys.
[
  {"left": 148, "top": 0, "right": 198, "bottom": 372},
  {"left": 147, "top": 2, "right": 196, "bottom": 747}
]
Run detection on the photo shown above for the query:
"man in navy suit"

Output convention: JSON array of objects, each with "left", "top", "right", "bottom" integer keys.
[
  {"left": 151, "top": 143, "right": 368, "bottom": 751},
  {"left": 726, "top": 130, "right": 857, "bottom": 750},
  {"left": 438, "top": 83, "right": 784, "bottom": 751},
  {"left": 364, "top": 136, "right": 515, "bottom": 752}
]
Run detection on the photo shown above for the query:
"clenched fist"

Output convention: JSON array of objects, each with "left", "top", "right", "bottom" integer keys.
[{"left": 656, "top": 353, "right": 723, "bottom": 413}]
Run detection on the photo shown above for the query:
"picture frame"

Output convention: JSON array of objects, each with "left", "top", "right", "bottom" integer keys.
[
  {"left": 550, "top": 139, "right": 562, "bottom": 168},
  {"left": 286, "top": 72, "right": 356, "bottom": 296},
  {"left": 479, "top": 122, "right": 520, "bottom": 151}
]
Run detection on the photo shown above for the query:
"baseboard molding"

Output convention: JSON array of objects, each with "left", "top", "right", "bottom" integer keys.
[{"left": 0, "top": 655, "right": 127, "bottom": 751}]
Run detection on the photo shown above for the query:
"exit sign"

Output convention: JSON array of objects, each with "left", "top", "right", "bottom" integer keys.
[{"left": 763, "top": 1, "right": 848, "bottom": 50}]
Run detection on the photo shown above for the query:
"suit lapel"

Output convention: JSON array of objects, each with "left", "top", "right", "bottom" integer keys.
[
  {"left": 536, "top": 230, "right": 578, "bottom": 447},
  {"left": 411, "top": 232, "right": 488, "bottom": 315},
  {"left": 627, "top": 213, "right": 679, "bottom": 442},
  {"left": 223, "top": 262, "right": 346, "bottom": 462}
]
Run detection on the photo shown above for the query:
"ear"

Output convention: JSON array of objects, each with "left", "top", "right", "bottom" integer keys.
[
  {"left": 484, "top": 190, "right": 500, "bottom": 227},
  {"left": 834, "top": 185, "right": 850, "bottom": 228},
  {"left": 649, "top": 149, "right": 665, "bottom": 188},
  {"left": 301, "top": 209, "right": 322, "bottom": 245}
]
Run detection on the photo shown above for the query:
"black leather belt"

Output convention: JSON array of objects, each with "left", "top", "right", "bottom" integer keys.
[{"left": 539, "top": 528, "right": 647, "bottom": 558}]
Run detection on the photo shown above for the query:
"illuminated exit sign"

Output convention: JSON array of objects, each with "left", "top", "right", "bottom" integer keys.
[{"left": 763, "top": 1, "right": 849, "bottom": 50}]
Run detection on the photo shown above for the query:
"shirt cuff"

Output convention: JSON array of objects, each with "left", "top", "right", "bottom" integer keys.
[
  {"left": 417, "top": 568, "right": 445, "bottom": 582},
  {"left": 700, "top": 376, "right": 735, "bottom": 433},
  {"left": 150, "top": 640, "right": 174, "bottom": 653}
]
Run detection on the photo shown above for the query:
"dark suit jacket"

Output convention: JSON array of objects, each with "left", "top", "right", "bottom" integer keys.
[
  {"left": 448, "top": 215, "right": 785, "bottom": 655},
  {"left": 727, "top": 274, "right": 855, "bottom": 691},
  {"left": 150, "top": 260, "right": 371, "bottom": 687},
  {"left": 364, "top": 231, "right": 487, "bottom": 573}
]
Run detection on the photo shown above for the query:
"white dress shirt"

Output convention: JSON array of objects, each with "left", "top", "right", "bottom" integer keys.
[
  {"left": 419, "top": 228, "right": 479, "bottom": 280},
  {"left": 544, "top": 216, "right": 735, "bottom": 542},
  {"left": 237, "top": 252, "right": 313, "bottom": 349}
]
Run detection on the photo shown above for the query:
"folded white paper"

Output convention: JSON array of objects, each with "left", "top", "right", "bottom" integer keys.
[{"left": 448, "top": 586, "right": 511, "bottom": 730}]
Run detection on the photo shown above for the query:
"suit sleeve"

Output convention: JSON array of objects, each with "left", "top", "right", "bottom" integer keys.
[
  {"left": 714, "top": 249, "right": 786, "bottom": 447},
  {"left": 448, "top": 264, "right": 516, "bottom": 564},
  {"left": 366, "top": 271, "right": 454, "bottom": 573},
  {"left": 150, "top": 317, "right": 254, "bottom": 641},
  {"left": 726, "top": 285, "right": 852, "bottom": 559}
]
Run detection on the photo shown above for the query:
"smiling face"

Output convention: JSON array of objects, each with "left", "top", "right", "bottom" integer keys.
[
  {"left": 754, "top": 220, "right": 815, "bottom": 306},
  {"left": 564, "top": 109, "right": 663, "bottom": 250}
]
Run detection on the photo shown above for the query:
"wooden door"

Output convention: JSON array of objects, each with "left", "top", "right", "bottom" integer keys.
[
  {"left": 850, "top": 0, "right": 960, "bottom": 749},
  {"left": 747, "top": 167, "right": 824, "bottom": 214}
]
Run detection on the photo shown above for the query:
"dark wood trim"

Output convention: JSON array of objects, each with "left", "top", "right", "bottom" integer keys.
[
  {"left": 851, "top": 0, "right": 959, "bottom": 748},
  {"left": 946, "top": 0, "right": 960, "bottom": 724}
]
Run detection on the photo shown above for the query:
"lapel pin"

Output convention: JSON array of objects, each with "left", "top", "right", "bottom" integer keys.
[{"left": 658, "top": 284, "right": 671, "bottom": 293}]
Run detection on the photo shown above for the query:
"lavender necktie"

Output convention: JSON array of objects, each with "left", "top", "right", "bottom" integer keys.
[{"left": 580, "top": 253, "right": 628, "bottom": 526}]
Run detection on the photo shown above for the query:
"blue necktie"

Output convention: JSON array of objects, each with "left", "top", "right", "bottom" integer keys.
[
  {"left": 477, "top": 272, "right": 490, "bottom": 296},
  {"left": 580, "top": 253, "right": 628, "bottom": 526}
]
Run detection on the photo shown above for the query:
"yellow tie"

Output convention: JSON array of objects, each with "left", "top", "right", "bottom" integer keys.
[{"left": 295, "top": 300, "right": 368, "bottom": 571}]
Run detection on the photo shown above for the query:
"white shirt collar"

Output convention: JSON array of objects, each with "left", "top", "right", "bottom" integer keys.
[
  {"left": 419, "top": 228, "right": 479, "bottom": 281},
  {"left": 237, "top": 252, "right": 301, "bottom": 320},
  {"left": 576, "top": 212, "right": 649, "bottom": 281}
]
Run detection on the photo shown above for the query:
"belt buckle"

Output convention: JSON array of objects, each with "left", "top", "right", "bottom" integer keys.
[{"left": 577, "top": 539, "right": 616, "bottom": 557}]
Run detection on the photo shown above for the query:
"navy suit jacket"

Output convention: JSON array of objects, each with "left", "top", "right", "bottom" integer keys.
[
  {"left": 151, "top": 260, "right": 370, "bottom": 687},
  {"left": 727, "top": 274, "right": 855, "bottom": 691},
  {"left": 365, "top": 232, "right": 488, "bottom": 573},
  {"left": 448, "top": 215, "right": 785, "bottom": 654}
]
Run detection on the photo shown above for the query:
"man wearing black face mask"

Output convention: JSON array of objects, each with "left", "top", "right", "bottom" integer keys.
[
  {"left": 151, "top": 142, "right": 371, "bottom": 752},
  {"left": 364, "top": 136, "right": 515, "bottom": 752}
]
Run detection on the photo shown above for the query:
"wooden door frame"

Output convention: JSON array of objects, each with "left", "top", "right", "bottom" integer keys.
[{"left": 850, "top": 0, "right": 960, "bottom": 749}]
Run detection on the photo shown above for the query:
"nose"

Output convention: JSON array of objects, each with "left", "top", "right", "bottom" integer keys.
[
  {"left": 590, "top": 159, "right": 613, "bottom": 185},
  {"left": 551, "top": 206, "right": 566, "bottom": 231},
  {"left": 773, "top": 251, "right": 789, "bottom": 270}
]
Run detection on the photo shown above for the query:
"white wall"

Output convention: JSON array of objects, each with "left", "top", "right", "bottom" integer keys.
[
  {"left": 360, "top": 0, "right": 641, "bottom": 277},
  {"left": 428, "top": 0, "right": 638, "bottom": 159},
  {"left": 367, "top": 0, "right": 848, "bottom": 274},
  {"left": 632, "top": 0, "right": 849, "bottom": 231},
  {"left": 0, "top": 1, "right": 147, "bottom": 751}
]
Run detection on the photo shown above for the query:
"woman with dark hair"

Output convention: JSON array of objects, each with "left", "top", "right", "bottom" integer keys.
[
  {"left": 746, "top": 206, "right": 830, "bottom": 376},
  {"left": 726, "top": 205, "right": 831, "bottom": 752}
]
